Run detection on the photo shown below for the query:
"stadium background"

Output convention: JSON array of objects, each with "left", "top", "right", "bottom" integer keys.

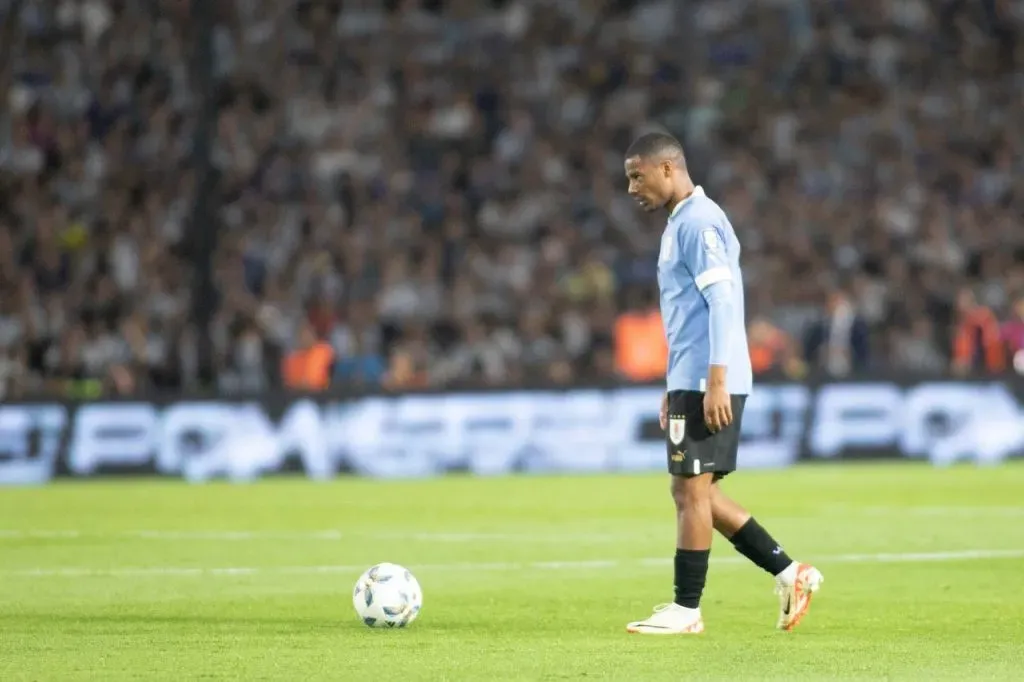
[
  {"left": 1, "top": 2, "right": 1024, "bottom": 680},
  {"left": 1, "top": 0, "right": 1021, "bottom": 480}
]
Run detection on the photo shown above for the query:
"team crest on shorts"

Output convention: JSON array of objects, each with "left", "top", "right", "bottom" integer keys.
[{"left": 669, "top": 417, "right": 686, "bottom": 445}]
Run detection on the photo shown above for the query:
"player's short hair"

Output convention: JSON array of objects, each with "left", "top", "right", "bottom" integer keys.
[{"left": 624, "top": 132, "right": 686, "bottom": 166}]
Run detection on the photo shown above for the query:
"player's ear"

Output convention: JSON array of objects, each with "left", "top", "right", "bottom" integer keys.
[{"left": 661, "top": 160, "right": 674, "bottom": 178}]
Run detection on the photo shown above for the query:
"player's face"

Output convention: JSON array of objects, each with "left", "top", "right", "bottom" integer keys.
[{"left": 624, "top": 156, "right": 671, "bottom": 212}]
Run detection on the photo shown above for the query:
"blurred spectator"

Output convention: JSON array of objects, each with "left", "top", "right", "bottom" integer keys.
[
  {"left": 333, "top": 332, "right": 388, "bottom": 389},
  {"left": 748, "top": 316, "right": 804, "bottom": 378},
  {"left": 614, "top": 291, "right": 667, "bottom": 382},
  {"left": 281, "top": 321, "right": 333, "bottom": 392},
  {"left": 431, "top": 319, "right": 509, "bottom": 387},
  {"left": 952, "top": 288, "right": 1006, "bottom": 376},
  {"left": 384, "top": 342, "right": 429, "bottom": 391},
  {"left": 892, "top": 317, "right": 946, "bottom": 375},
  {"left": 331, "top": 335, "right": 387, "bottom": 387},
  {"left": 804, "top": 291, "right": 870, "bottom": 377},
  {"left": 1003, "top": 296, "right": 1024, "bottom": 375},
  {"left": 107, "top": 363, "right": 137, "bottom": 396},
  {"left": 546, "top": 353, "right": 576, "bottom": 385}
]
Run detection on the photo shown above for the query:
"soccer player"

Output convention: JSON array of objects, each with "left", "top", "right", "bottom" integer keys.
[{"left": 622, "top": 132, "right": 823, "bottom": 634}]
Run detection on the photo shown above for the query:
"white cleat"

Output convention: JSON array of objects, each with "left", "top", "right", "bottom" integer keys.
[
  {"left": 626, "top": 603, "right": 705, "bottom": 634},
  {"left": 775, "top": 562, "right": 824, "bottom": 631}
]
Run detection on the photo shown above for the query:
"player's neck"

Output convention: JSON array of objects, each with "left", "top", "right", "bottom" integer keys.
[{"left": 665, "top": 179, "right": 696, "bottom": 215}]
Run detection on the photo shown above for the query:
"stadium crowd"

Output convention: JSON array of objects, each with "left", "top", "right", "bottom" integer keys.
[{"left": 1, "top": 0, "right": 1023, "bottom": 399}]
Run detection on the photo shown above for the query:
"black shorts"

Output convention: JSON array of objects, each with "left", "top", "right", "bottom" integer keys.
[{"left": 665, "top": 390, "right": 747, "bottom": 480}]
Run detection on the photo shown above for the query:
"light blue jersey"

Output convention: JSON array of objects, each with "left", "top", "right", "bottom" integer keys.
[{"left": 657, "top": 186, "right": 753, "bottom": 395}]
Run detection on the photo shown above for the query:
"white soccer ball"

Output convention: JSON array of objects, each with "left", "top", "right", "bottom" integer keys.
[{"left": 352, "top": 563, "right": 423, "bottom": 628}]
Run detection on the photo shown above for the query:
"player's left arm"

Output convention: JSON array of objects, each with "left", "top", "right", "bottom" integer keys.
[{"left": 679, "top": 223, "right": 734, "bottom": 432}]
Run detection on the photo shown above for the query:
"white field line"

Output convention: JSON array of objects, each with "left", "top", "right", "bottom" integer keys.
[{"left": 3, "top": 548, "right": 1023, "bottom": 580}]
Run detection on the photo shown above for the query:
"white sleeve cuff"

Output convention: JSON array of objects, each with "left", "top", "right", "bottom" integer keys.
[{"left": 694, "top": 266, "right": 732, "bottom": 291}]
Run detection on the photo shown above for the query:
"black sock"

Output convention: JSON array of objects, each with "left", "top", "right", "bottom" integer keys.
[
  {"left": 729, "top": 518, "right": 792, "bottom": 576},
  {"left": 673, "top": 548, "right": 710, "bottom": 609}
]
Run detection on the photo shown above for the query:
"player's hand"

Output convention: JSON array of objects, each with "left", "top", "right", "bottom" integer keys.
[
  {"left": 659, "top": 393, "right": 668, "bottom": 431},
  {"left": 704, "top": 385, "right": 732, "bottom": 433}
]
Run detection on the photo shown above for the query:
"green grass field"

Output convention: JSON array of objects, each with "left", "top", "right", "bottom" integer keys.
[{"left": 2, "top": 463, "right": 1024, "bottom": 681}]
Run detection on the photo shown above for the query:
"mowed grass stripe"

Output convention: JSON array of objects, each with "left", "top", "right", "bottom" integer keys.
[{"left": 5, "top": 547, "right": 1023, "bottom": 579}]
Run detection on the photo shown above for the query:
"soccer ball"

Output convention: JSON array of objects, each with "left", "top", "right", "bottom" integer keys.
[{"left": 352, "top": 563, "right": 423, "bottom": 628}]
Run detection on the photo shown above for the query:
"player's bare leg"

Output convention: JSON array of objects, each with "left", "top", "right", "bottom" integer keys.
[
  {"left": 627, "top": 473, "right": 713, "bottom": 634},
  {"left": 711, "top": 483, "right": 824, "bottom": 630},
  {"left": 678, "top": 473, "right": 715, "bottom": 549},
  {"left": 710, "top": 482, "right": 750, "bottom": 535}
]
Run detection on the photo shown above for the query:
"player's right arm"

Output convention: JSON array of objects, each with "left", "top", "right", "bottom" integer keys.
[{"left": 678, "top": 222, "right": 735, "bottom": 432}]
